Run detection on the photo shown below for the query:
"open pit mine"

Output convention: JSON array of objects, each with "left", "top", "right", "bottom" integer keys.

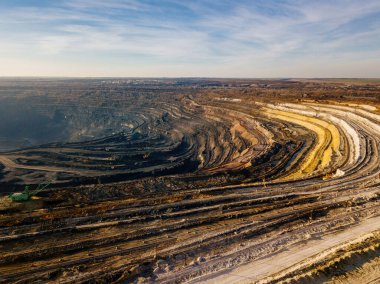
[{"left": 0, "top": 78, "right": 379, "bottom": 284}]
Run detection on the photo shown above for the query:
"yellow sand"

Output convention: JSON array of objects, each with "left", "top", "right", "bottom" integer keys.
[{"left": 264, "top": 108, "right": 340, "bottom": 180}]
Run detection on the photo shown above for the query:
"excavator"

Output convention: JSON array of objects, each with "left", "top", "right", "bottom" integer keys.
[{"left": 9, "top": 180, "right": 52, "bottom": 202}]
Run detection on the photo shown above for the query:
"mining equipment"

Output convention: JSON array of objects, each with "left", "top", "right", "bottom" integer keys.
[{"left": 9, "top": 181, "right": 52, "bottom": 202}]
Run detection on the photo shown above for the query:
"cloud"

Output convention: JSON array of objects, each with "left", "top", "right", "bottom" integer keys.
[
  {"left": 0, "top": 0, "right": 379, "bottom": 76},
  {"left": 65, "top": 0, "right": 150, "bottom": 10}
]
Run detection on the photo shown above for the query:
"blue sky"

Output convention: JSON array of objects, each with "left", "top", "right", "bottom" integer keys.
[{"left": 1, "top": 0, "right": 380, "bottom": 77}]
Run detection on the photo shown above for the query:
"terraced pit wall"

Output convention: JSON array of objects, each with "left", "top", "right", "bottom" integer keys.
[{"left": 0, "top": 78, "right": 379, "bottom": 283}]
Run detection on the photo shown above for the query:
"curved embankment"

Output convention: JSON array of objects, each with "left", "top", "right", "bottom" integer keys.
[
  {"left": 0, "top": 97, "right": 379, "bottom": 284},
  {"left": 263, "top": 105, "right": 341, "bottom": 180}
]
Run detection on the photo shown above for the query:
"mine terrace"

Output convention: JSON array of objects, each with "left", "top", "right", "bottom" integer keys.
[{"left": 0, "top": 78, "right": 379, "bottom": 283}]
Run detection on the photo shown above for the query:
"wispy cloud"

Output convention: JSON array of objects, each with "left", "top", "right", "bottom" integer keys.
[{"left": 0, "top": 0, "right": 379, "bottom": 77}]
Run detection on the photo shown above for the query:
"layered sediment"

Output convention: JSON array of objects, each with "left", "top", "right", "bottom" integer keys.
[{"left": 0, "top": 79, "right": 379, "bottom": 283}]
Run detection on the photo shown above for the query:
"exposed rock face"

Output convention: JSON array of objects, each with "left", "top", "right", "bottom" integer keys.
[{"left": 0, "top": 78, "right": 379, "bottom": 283}]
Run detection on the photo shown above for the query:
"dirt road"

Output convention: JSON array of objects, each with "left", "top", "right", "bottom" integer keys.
[{"left": 195, "top": 215, "right": 380, "bottom": 283}]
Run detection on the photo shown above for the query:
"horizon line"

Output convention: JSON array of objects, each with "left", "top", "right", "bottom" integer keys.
[{"left": 1, "top": 76, "right": 380, "bottom": 80}]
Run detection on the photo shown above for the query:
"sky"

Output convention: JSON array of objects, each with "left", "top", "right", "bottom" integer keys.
[{"left": 0, "top": 0, "right": 380, "bottom": 78}]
